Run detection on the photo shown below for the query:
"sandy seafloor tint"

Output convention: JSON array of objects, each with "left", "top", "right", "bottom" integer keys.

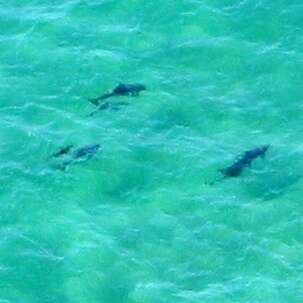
[{"left": 1, "top": 1, "right": 303, "bottom": 302}]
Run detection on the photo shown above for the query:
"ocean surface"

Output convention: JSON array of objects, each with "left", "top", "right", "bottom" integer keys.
[{"left": 1, "top": 1, "right": 303, "bottom": 302}]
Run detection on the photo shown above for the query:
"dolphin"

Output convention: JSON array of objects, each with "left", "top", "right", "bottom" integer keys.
[
  {"left": 219, "top": 145, "right": 270, "bottom": 177},
  {"left": 206, "top": 145, "right": 270, "bottom": 185},
  {"left": 88, "top": 101, "right": 129, "bottom": 117},
  {"left": 57, "top": 144, "right": 101, "bottom": 170},
  {"left": 72, "top": 144, "right": 101, "bottom": 160},
  {"left": 88, "top": 83, "right": 146, "bottom": 106}
]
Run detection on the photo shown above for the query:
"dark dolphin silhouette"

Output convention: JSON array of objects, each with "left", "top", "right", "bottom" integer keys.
[
  {"left": 88, "top": 83, "right": 146, "bottom": 106},
  {"left": 206, "top": 145, "right": 270, "bottom": 185},
  {"left": 219, "top": 145, "right": 269, "bottom": 177},
  {"left": 55, "top": 144, "right": 101, "bottom": 170}
]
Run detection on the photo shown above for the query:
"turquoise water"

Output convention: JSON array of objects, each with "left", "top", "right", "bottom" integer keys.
[{"left": 1, "top": 1, "right": 303, "bottom": 302}]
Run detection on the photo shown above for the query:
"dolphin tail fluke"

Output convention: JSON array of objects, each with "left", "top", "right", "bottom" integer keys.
[
  {"left": 52, "top": 144, "right": 74, "bottom": 158},
  {"left": 46, "top": 145, "right": 74, "bottom": 161}
]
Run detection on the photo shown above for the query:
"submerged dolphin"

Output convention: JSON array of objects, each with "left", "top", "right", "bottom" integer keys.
[
  {"left": 72, "top": 144, "right": 100, "bottom": 160},
  {"left": 54, "top": 144, "right": 101, "bottom": 170},
  {"left": 88, "top": 83, "right": 146, "bottom": 106},
  {"left": 88, "top": 101, "right": 129, "bottom": 117},
  {"left": 219, "top": 145, "right": 269, "bottom": 177},
  {"left": 207, "top": 145, "right": 270, "bottom": 185}
]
